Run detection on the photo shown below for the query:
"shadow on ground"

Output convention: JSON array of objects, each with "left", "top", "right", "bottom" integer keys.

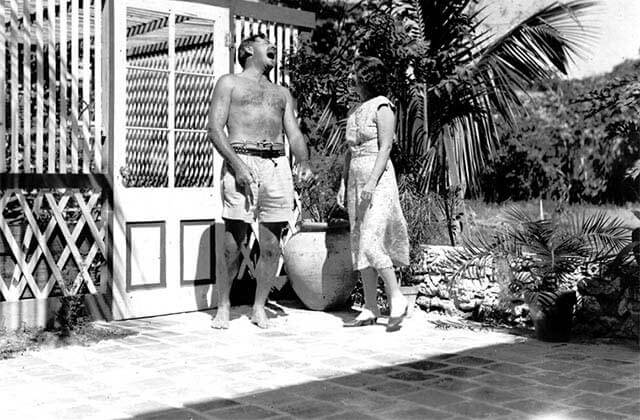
[{"left": 130, "top": 333, "right": 639, "bottom": 420}]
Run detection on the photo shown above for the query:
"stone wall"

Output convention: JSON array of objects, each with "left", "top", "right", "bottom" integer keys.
[{"left": 411, "top": 245, "right": 639, "bottom": 339}]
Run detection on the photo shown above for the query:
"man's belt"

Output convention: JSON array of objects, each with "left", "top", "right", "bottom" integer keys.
[{"left": 232, "top": 144, "right": 286, "bottom": 158}]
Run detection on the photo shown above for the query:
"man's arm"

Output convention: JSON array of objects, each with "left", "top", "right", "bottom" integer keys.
[
  {"left": 282, "top": 89, "right": 312, "bottom": 180},
  {"left": 207, "top": 75, "right": 255, "bottom": 186}
]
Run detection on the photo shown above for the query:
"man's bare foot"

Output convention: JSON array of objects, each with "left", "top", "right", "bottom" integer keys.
[
  {"left": 212, "top": 305, "right": 230, "bottom": 329},
  {"left": 251, "top": 306, "right": 269, "bottom": 329}
]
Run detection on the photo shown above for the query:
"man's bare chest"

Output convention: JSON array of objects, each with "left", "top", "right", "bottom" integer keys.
[{"left": 231, "top": 86, "right": 285, "bottom": 111}]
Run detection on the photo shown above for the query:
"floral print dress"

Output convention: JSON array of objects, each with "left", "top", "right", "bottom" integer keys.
[{"left": 345, "top": 96, "right": 410, "bottom": 271}]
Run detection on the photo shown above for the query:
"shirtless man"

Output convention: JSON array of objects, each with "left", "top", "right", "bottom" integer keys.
[{"left": 207, "top": 34, "right": 312, "bottom": 329}]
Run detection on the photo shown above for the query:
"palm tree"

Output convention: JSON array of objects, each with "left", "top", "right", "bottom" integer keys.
[{"left": 386, "top": 0, "right": 598, "bottom": 244}]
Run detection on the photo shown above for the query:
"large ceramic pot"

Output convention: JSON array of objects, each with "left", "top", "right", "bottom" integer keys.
[{"left": 283, "top": 221, "right": 355, "bottom": 311}]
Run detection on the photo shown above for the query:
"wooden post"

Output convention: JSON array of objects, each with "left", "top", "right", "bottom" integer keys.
[
  {"left": 46, "top": 0, "right": 56, "bottom": 173},
  {"left": 35, "top": 0, "right": 44, "bottom": 173},
  {"left": 95, "top": 0, "right": 103, "bottom": 173},
  {"left": 0, "top": 1, "right": 5, "bottom": 173},
  {"left": 82, "top": 0, "right": 92, "bottom": 173},
  {"left": 10, "top": 0, "right": 19, "bottom": 173},
  {"left": 71, "top": 0, "right": 79, "bottom": 173},
  {"left": 60, "top": 0, "right": 68, "bottom": 172},
  {"left": 23, "top": 0, "right": 32, "bottom": 173}
]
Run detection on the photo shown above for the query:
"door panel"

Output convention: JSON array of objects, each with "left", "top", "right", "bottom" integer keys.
[{"left": 112, "top": 0, "right": 227, "bottom": 319}]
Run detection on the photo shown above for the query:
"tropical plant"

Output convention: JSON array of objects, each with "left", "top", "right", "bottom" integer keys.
[
  {"left": 389, "top": 0, "right": 597, "bottom": 190},
  {"left": 448, "top": 208, "right": 630, "bottom": 306}
]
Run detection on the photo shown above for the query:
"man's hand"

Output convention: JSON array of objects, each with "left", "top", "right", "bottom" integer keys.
[
  {"left": 234, "top": 161, "right": 256, "bottom": 188},
  {"left": 294, "top": 160, "right": 313, "bottom": 183}
]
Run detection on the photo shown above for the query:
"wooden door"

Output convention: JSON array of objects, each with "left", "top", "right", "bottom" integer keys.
[{"left": 111, "top": 0, "right": 228, "bottom": 319}]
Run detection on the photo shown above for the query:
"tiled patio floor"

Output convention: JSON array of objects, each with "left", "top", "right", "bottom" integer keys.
[{"left": 1, "top": 302, "right": 638, "bottom": 419}]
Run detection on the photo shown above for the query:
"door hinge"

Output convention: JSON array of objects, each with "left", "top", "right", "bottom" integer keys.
[{"left": 225, "top": 32, "right": 235, "bottom": 49}]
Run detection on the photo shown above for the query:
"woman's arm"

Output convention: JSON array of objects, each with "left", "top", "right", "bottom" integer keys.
[
  {"left": 337, "top": 148, "right": 351, "bottom": 207},
  {"left": 361, "top": 104, "right": 395, "bottom": 201}
]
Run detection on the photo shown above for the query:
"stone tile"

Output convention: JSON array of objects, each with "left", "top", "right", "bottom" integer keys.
[
  {"left": 566, "top": 408, "right": 629, "bottom": 420},
  {"left": 446, "top": 356, "right": 496, "bottom": 366},
  {"left": 462, "top": 387, "right": 522, "bottom": 404},
  {"left": 575, "top": 366, "right": 638, "bottom": 382},
  {"left": 566, "top": 392, "right": 629, "bottom": 410},
  {"left": 321, "top": 411, "right": 380, "bottom": 420},
  {"left": 278, "top": 399, "right": 342, "bottom": 419},
  {"left": 384, "top": 406, "right": 452, "bottom": 420},
  {"left": 574, "top": 379, "right": 628, "bottom": 394},
  {"left": 444, "top": 401, "right": 513, "bottom": 418},
  {"left": 473, "top": 373, "right": 535, "bottom": 389},
  {"left": 437, "top": 366, "right": 488, "bottom": 378},
  {"left": 423, "top": 376, "right": 479, "bottom": 392},
  {"left": 135, "top": 408, "right": 210, "bottom": 420},
  {"left": 365, "top": 380, "right": 422, "bottom": 397},
  {"left": 613, "top": 387, "right": 640, "bottom": 400},
  {"left": 543, "top": 352, "right": 590, "bottom": 361},
  {"left": 525, "top": 371, "right": 583, "bottom": 387},
  {"left": 531, "top": 360, "right": 585, "bottom": 373},
  {"left": 591, "top": 358, "right": 637, "bottom": 369},
  {"left": 329, "top": 373, "right": 388, "bottom": 388},
  {"left": 614, "top": 401, "right": 640, "bottom": 416},
  {"left": 184, "top": 398, "right": 240, "bottom": 412},
  {"left": 400, "top": 388, "right": 466, "bottom": 407},
  {"left": 503, "top": 398, "right": 569, "bottom": 416},
  {"left": 387, "top": 370, "right": 439, "bottom": 382},
  {"left": 207, "top": 404, "right": 280, "bottom": 420},
  {"left": 400, "top": 360, "right": 449, "bottom": 371},
  {"left": 364, "top": 366, "right": 405, "bottom": 376},
  {"left": 522, "top": 384, "right": 581, "bottom": 402}
]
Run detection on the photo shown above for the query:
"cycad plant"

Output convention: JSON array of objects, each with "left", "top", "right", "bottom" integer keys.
[{"left": 449, "top": 208, "right": 630, "bottom": 308}]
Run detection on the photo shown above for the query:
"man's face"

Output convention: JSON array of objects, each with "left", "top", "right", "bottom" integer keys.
[{"left": 250, "top": 37, "right": 277, "bottom": 69}]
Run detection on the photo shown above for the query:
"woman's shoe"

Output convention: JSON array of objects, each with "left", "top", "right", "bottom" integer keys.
[
  {"left": 386, "top": 305, "right": 408, "bottom": 332},
  {"left": 343, "top": 317, "right": 378, "bottom": 327}
]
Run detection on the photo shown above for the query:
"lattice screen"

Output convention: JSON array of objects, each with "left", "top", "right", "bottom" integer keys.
[
  {"left": 0, "top": 0, "right": 103, "bottom": 174},
  {"left": 0, "top": 189, "right": 106, "bottom": 302}
]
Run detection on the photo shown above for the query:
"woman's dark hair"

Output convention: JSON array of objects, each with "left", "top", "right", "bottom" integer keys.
[{"left": 354, "top": 56, "right": 389, "bottom": 97}]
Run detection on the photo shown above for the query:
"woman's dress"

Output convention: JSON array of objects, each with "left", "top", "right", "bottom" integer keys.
[{"left": 345, "top": 96, "right": 410, "bottom": 271}]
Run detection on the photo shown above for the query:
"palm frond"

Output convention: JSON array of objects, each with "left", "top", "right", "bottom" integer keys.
[
  {"left": 472, "top": 0, "right": 599, "bottom": 123},
  {"left": 567, "top": 211, "right": 631, "bottom": 259}
]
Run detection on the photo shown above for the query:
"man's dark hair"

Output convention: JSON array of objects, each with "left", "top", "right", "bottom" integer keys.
[
  {"left": 354, "top": 56, "right": 389, "bottom": 97},
  {"left": 238, "top": 33, "right": 267, "bottom": 68}
]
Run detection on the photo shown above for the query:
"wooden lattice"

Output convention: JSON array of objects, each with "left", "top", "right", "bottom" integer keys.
[{"left": 0, "top": 189, "right": 106, "bottom": 302}]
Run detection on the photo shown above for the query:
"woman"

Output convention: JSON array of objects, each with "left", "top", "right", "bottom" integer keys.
[{"left": 337, "top": 56, "right": 410, "bottom": 332}]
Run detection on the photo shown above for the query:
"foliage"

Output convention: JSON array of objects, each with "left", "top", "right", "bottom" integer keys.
[
  {"left": 448, "top": 207, "right": 631, "bottom": 297},
  {"left": 294, "top": 152, "right": 346, "bottom": 222},
  {"left": 482, "top": 59, "right": 640, "bottom": 204},
  {"left": 285, "top": 0, "right": 597, "bottom": 249},
  {"left": 388, "top": 0, "right": 597, "bottom": 194}
]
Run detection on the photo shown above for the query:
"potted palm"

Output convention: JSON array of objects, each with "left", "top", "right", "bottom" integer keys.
[{"left": 449, "top": 207, "right": 630, "bottom": 341}]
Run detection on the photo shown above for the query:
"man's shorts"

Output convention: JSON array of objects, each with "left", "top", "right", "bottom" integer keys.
[{"left": 222, "top": 155, "right": 294, "bottom": 223}]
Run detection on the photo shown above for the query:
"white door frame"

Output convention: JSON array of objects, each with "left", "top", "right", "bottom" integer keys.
[{"left": 111, "top": 0, "right": 228, "bottom": 319}]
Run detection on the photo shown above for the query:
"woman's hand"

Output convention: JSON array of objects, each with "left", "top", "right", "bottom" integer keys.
[
  {"left": 361, "top": 181, "right": 376, "bottom": 203},
  {"left": 336, "top": 179, "right": 347, "bottom": 208}
]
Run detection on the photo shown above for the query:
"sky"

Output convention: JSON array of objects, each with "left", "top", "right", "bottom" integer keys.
[{"left": 477, "top": 0, "right": 640, "bottom": 79}]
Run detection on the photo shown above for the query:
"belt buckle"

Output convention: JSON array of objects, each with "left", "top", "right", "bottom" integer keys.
[{"left": 257, "top": 139, "right": 274, "bottom": 151}]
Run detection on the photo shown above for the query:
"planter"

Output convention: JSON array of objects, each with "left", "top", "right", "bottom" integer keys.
[
  {"left": 283, "top": 221, "right": 354, "bottom": 311},
  {"left": 400, "top": 285, "right": 419, "bottom": 317},
  {"left": 529, "top": 290, "right": 577, "bottom": 342}
]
